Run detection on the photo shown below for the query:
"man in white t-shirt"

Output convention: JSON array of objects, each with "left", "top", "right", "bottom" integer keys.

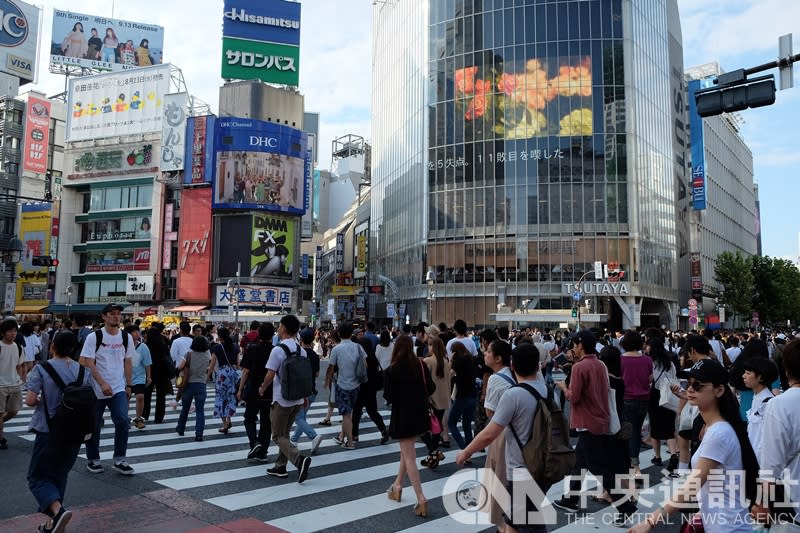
[
  {"left": 758, "top": 338, "right": 800, "bottom": 532},
  {"left": 258, "top": 314, "right": 311, "bottom": 484},
  {"left": 446, "top": 319, "right": 478, "bottom": 359},
  {"left": 0, "top": 318, "right": 24, "bottom": 450},
  {"left": 80, "top": 303, "right": 136, "bottom": 475},
  {"left": 169, "top": 321, "right": 193, "bottom": 369}
]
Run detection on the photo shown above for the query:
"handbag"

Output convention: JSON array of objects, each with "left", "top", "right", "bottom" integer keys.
[
  {"left": 603, "top": 366, "right": 621, "bottom": 435},
  {"left": 658, "top": 378, "right": 680, "bottom": 412},
  {"left": 419, "top": 360, "right": 441, "bottom": 434},
  {"left": 175, "top": 352, "right": 191, "bottom": 390},
  {"left": 679, "top": 513, "right": 704, "bottom": 533}
]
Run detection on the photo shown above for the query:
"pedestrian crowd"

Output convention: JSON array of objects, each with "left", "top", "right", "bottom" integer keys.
[{"left": 4, "top": 307, "right": 800, "bottom": 533}]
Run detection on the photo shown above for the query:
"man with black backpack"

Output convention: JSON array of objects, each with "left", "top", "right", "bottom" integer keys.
[
  {"left": 79, "top": 303, "right": 136, "bottom": 476},
  {"left": 456, "top": 343, "right": 557, "bottom": 533},
  {"left": 25, "top": 330, "right": 94, "bottom": 533},
  {"left": 257, "top": 314, "right": 312, "bottom": 483}
]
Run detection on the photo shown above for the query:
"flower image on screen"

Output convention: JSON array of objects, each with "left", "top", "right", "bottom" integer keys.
[{"left": 454, "top": 55, "right": 593, "bottom": 139}]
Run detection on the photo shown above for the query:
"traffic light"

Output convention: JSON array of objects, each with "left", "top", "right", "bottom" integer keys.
[
  {"left": 695, "top": 76, "right": 776, "bottom": 117},
  {"left": 571, "top": 308, "right": 577, "bottom": 318},
  {"left": 260, "top": 303, "right": 267, "bottom": 313},
  {"left": 32, "top": 255, "right": 59, "bottom": 267}
]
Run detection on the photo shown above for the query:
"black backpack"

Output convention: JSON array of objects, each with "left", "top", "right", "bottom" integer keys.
[
  {"left": 94, "top": 329, "right": 129, "bottom": 354},
  {"left": 278, "top": 343, "right": 314, "bottom": 401},
  {"left": 41, "top": 362, "right": 97, "bottom": 446}
]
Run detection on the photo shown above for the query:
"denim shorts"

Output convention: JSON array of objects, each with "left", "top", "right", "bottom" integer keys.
[{"left": 335, "top": 384, "right": 359, "bottom": 415}]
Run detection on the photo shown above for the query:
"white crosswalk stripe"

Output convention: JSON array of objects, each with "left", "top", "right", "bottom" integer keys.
[{"left": 8, "top": 384, "right": 670, "bottom": 532}]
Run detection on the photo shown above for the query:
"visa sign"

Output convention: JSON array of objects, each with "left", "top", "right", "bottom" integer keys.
[{"left": 0, "top": 1, "right": 28, "bottom": 46}]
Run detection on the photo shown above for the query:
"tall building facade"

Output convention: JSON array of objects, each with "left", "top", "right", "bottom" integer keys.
[{"left": 371, "top": 0, "right": 687, "bottom": 329}]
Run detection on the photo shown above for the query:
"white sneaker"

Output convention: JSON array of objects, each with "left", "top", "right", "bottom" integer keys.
[{"left": 310, "top": 434, "right": 323, "bottom": 455}]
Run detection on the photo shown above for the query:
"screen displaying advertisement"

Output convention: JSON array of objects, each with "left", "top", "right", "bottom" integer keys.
[
  {"left": 453, "top": 55, "right": 593, "bottom": 139},
  {"left": 17, "top": 204, "right": 51, "bottom": 307},
  {"left": 22, "top": 96, "right": 51, "bottom": 175},
  {"left": 184, "top": 115, "right": 216, "bottom": 184},
  {"left": 50, "top": 9, "right": 164, "bottom": 73},
  {"left": 687, "top": 79, "right": 707, "bottom": 210},
  {"left": 250, "top": 214, "right": 295, "bottom": 280},
  {"left": 86, "top": 247, "right": 150, "bottom": 272},
  {"left": 213, "top": 118, "right": 308, "bottom": 214},
  {"left": 66, "top": 64, "right": 170, "bottom": 141},
  {"left": 0, "top": 0, "right": 39, "bottom": 83},
  {"left": 177, "top": 188, "right": 212, "bottom": 302},
  {"left": 221, "top": 37, "right": 299, "bottom": 86},
  {"left": 223, "top": 0, "right": 300, "bottom": 46}
]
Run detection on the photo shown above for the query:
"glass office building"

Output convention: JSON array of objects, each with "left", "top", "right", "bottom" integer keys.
[{"left": 371, "top": 0, "right": 686, "bottom": 329}]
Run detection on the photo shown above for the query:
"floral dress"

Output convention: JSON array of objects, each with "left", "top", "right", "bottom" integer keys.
[{"left": 213, "top": 344, "right": 239, "bottom": 418}]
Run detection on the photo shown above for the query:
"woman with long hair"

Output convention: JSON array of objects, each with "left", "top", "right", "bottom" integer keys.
[
  {"left": 384, "top": 335, "right": 434, "bottom": 518},
  {"left": 375, "top": 329, "right": 393, "bottom": 370},
  {"left": 209, "top": 327, "right": 239, "bottom": 434},
  {"left": 101, "top": 28, "right": 118, "bottom": 63},
  {"left": 645, "top": 337, "right": 679, "bottom": 471},
  {"left": 61, "top": 22, "right": 88, "bottom": 58},
  {"left": 420, "top": 335, "right": 450, "bottom": 468},
  {"left": 448, "top": 341, "right": 478, "bottom": 450},
  {"left": 628, "top": 358, "right": 759, "bottom": 533}
]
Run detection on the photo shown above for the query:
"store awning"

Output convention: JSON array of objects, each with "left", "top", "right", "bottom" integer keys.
[
  {"left": 45, "top": 303, "right": 110, "bottom": 314},
  {"left": 14, "top": 305, "right": 48, "bottom": 314},
  {"left": 170, "top": 305, "right": 207, "bottom": 313},
  {"left": 121, "top": 305, "right": 158, "bottom": 315}
]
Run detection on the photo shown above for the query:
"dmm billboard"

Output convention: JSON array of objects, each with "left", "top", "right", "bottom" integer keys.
[
  {"left": 22, "top": 95, "right": 51, "bottom": 175},
  {"left": 16, "top": 203, "right": 51, "bottom": 309},
  {"left": 51, "top": 9, "right": 164, "bottom": 72},
  {"left": 222, "top": 0, "right": 300, "bottom": 86},
  {"left": 66, "top": 63, "right": 170, "bottom": 141},
  {"left": 250, "top": 213, "right": 294, "bottom": 280},
  {"left": 213, "top": 117, "right": 308, "bottom": 215},
  {"left": 0, "top": 0, "right": 39, "bottom": 83},
  {"left": 177, "top": 188, "right": 212, "bottom": 302}
]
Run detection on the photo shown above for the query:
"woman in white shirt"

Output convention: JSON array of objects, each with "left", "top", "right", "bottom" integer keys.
[
  {"left": 375, "top": 330, "right": 393, "bottom": 370},
  {"left": 628, "top": 359, "right": 759, "bottom": 533},
  {"left": 742, "top": 357, "right": 778, "bottom": 459}
]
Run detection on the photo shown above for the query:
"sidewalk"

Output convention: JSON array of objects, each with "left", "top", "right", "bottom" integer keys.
[{"left": 0, "top": 488, "right": 286, "bottom": 533}]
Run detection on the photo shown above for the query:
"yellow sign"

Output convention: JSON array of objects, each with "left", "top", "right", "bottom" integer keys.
[
  {"left": 17, "top": 204, "right": 52, "bottom": 310},
  {"left": 331, "top": 285, "right": 360, "bottom": 296},
  {"left": 356, "top": 234, "right": 367, "bottom": 274}
]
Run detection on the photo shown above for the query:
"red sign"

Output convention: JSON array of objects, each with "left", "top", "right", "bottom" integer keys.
[
  {"left": 51, "top": 217, "right": 60, "bottom": 237},
  {"left": 191, "top": 116, "right": 208, "bottom": 184},
  {"left": 86, "top": 263, "right": 149, "bottom": 273},
  {"left": 23, "top": 96, "right": 52, "bottom": 175},
  {"left": 134, "top": 248, "right": 150, "bottom": 266},
  {"left": 177, "top": 188, "right": 212, "bottom": 302}
]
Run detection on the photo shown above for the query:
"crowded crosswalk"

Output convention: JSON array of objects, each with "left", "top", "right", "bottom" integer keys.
[{"left": 4, "top": 382, "right": 679, "bottom": 532}]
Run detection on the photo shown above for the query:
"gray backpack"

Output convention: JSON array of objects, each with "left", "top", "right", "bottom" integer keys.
[{"left": 277, "top": 343, "right": 314, "bottom": 400}]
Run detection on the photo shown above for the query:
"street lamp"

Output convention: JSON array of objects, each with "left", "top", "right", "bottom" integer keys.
[
  {"left": 2, "top": 236, "right": 23, "bottom": 314},
  {"left": 426, "top": 268, "right": 435, "bottom": 323},
  {"left": 573, "top": 269, "right": 596, "bottom": 331},
  {"left": 65, "top": 286, "right": 73, "bottom": 319}
]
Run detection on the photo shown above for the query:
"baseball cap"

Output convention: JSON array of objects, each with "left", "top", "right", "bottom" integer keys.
[
  {"left": 102, "top": 303, "right": 124, "bottom": 314},
  {"left": 424, "top": 324, "right": 441, "bottom": 338},
  {"left": 570, "top": 330, "right": 597, "bottom": 348},
  {"left": 299, "top": 327, "right": 315, "bottom": 343},
  {"left": 677, "top": 358, "right": 729, "bottom": 384}
]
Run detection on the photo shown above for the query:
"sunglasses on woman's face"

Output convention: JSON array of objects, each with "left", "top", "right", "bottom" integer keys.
[{"left": 686, "top": 380, "right": 709, "bottom": 392}]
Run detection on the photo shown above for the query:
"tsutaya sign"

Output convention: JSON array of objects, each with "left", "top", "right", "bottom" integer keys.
[{"left": 563, "top": 282, "right": 630, "bottom": 295}]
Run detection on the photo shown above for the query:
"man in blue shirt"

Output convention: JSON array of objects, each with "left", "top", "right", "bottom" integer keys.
[{"left": 126, "top": 325, "right": 151, "bottom": 430}]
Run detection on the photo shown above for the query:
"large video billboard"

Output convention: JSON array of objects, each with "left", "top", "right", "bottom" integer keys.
[
  {"left": 0, "top": 0, "right": 39, "bottom": 83},
  {"left": 250, "top": 213, "right": 295, "bottom": 279},
  {"left": 66, "top": 64, "right": 170, "bottom": 141},
  {"left": 50, "top": 9, "right": 164, "bottom": 73},
  {"left": 213, "top": 118, "right": 308, "bottom": 214},
  {"left": 22, "top": 96, "right": 51, "bottom": 175},
  {"left": 177, "top": 188, "right": 212, "bottom": 302},
  {"left": 16, "top": 204, "right": 52, "bottom": 309},
  {"left": 222, "top": 0, "right": 300, "bottom": 86}
]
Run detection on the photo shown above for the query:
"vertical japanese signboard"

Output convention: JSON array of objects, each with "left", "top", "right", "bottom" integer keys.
[
  {"left": 22, "top": 95, "right": 51, "bottom": 175},
  {"left": 183, "top": 115, "right": 215, "bottom": 184},
  {"left": 687, "top": 79, "right": 707, "bottom": 211},
  {"left": 335, "top": 233, "right": 344, "bottom": 273},
  {"left": 161, "top": 92, "right": 187, "bottom": 171},
  {"left": 177, "top": 188, "right": 212, "bottom": 302}
]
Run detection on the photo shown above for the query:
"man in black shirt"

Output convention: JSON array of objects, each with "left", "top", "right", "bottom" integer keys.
[{"left": 237, "top": 323, "right": 274, "bottom": 463}]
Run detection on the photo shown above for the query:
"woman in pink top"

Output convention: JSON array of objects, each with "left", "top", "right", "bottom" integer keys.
[{"left": 620, "top": 331, "right": 653, "bottom": 473}]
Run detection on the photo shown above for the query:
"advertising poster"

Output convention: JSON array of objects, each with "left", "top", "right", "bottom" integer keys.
[
  {"left": 354, "top": 223, "right": 368, "bottom": 279},
  {"left": 250, "top": 213, "right": 294, "bottom": 280},
  {"left": 215, "top": 284, "right": 292, "bottom": 308},
  {"left": 177, "top": 188, "right": 212, "bottom": 302},
  {"left": 66, "top": 64, "right": 171, "bottom": 141},
  {"left": 22, "top": 95, "right": 51, "bottom": 175},
  {"left": 221, "top": 37, "right": 299, "bottom": 86},
  {"left": 0, "top": 0, "right": 39, "bottom": 83},
  {"left": 213, "top": 117, "right": 308, "bottom": 214},
  {"left": 16, "top": 204, "right": 52, "bottom": 309},
  {"left": 161, "top": 92, "right": 188, "bottom": 172},
  {"left": 67, "top": 141, "right": 158, "bottom": 179},
  {"left": 184, "top": 115, "right": 216, "bottom": 184},
  {"left": 86, "top": 247, "right": 150, "bottom": 272},
  {"left": 687, "top": 79, "right": 707, "bottom": 210},
  {"left": 50, "top": 9, "right": 164, "bottom": 72}
]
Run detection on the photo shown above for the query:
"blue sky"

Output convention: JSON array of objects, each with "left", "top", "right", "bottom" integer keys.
[{"left": 27, "top": 1, "right": 800, "bottom": 260}]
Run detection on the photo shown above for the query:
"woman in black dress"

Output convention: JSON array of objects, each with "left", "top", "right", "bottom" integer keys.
[{"left": 384, "top": 335, "right": 434, "bottom": 518}]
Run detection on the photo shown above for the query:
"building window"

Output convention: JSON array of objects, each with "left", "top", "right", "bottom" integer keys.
[{"left": 89, "top": 183, "right": 153, "bottom": 210}]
